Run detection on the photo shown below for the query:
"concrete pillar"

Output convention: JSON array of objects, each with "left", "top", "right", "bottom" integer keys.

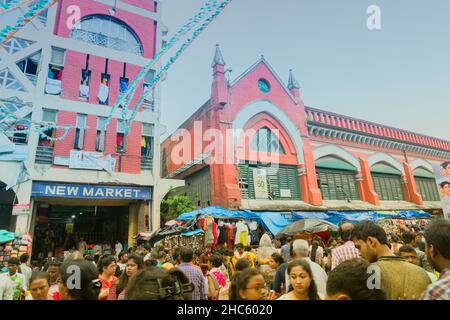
[
  {"left": 356, "top": 172, "right": 366, "bottom": 202},
  {"left": 403, "top": 163, "right": 424, "bottom": 205},
  {"left": 13, "top": 180, "right": 32, "bottom": 235},
  {"left": 300, "top": 138, "right": 322, "bottom": 205},
  {"left": 359, "top": 158, "right": 380, "bottom": 205},
  {"left": 128, "top": 204, "right": 138, "bottom": 248}
]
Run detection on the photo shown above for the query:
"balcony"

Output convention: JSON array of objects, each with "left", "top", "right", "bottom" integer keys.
[
  {"left": 35, "top": 146, "right": 53, "bottom": 164},
  {"left": 141, "top": 156, "right": 153, "bottom": 171},
  {"left": 70, "top": 29, "right": 142, "bottom": 55}
]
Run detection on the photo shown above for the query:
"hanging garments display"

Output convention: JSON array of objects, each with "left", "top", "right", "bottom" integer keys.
[
  {"left": 217, "top": 221, "right": 228, "bottom": 246},
  {"left": 79, "top": 84, "right": 89, "bottom": 99},
  {"left": 203, "top": 216, "right": 215, "bottom": 246},
  {"left": 226, "top": 223, "right": 235, "bottom": 250},
  {"left": 141, "top": 136, "right": 146, "bottom": 148},
  {"left": 235, "top": 221, "right": 249, "bottom": 246},
  {"left": 120, "top": 79, "right": 129, "bottom": 93}
]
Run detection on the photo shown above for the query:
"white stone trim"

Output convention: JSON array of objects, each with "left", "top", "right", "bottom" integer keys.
[
  {"left": 232, "top": 100, "right": 304, "bottom": 164},
  {"left": 409, "top": 159, "right": 434, "bottom": 173},
  {"left": 313, "top": 144, "right": 360, "bottom": 169},
  {"left": 367, "top": 152, "right": 405, "bottom": 174}
]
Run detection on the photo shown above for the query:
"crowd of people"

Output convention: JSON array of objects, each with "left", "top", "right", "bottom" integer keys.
[{"left": 0, "top": 218, "right": 448, "bottom": 300}]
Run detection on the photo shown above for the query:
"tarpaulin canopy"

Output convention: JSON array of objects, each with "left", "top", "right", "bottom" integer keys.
[{"left": 175, "top": 206, "right": 431, "bottom": 236}]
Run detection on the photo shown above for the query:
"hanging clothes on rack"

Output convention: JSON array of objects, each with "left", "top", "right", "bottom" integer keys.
[
  {"left": 235, "top": 221, "right": 249, "bottom": 246},
  {"left": 217, "top": 221, "right": 228, "bottom": 246},
  {"left": 211, "top": 220, "right": 218, "bottom": 249},
  {"left": 226, "top": 223, "right": 235, "bottom": 250}
]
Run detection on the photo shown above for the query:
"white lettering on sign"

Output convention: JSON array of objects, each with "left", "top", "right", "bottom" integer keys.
[
  {"left": 124, "top": 189, "right": 132, "bottom": 198},
  {"left": 67, "top": 186, "right": 79, "bottom": 196},
  {"left": 115, "top": 189, "right": 123, "bottom": 197},
  {"left": 94, "top": 188, "right": 105, "bottom": 197},
  {"left": 45, "top": 185, "right": 56, "bottom": 195},
  {"left": 83, "top": 188, "right": 94, "bottom": 197},
  {"left": 56, "top": 186, "right": 66, "bottom": 196},
  {"left": 105, "top": 189, "right": 114, "bottom": 198},
  {"left": 133, "top": 190, "right": 140, "bottom": 198}
]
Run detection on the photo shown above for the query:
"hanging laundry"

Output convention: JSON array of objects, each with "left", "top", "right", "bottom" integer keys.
[
  {"left": 116, "top": 134, "right": 123, "bottom": 147},
  {"left": 141, "top": 136, "right": 146, "bottom": 148},
  {"left": 79, "top": 84, "right": 89, "bottom": 99},
  {"left": 120, "top": 79, "right": 129, "bottom": 93},
  {"left": 97, "top": 82, "right": 109, "bottom": 104}
]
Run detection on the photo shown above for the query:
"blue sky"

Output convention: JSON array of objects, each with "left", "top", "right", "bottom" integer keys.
[{"left": 159, "top": 0, "right": 450, "bottom": 141}]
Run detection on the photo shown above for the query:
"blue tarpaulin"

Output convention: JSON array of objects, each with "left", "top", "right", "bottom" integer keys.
[{"left": 176, "top": 206, "right": 431, "bottom": 236}]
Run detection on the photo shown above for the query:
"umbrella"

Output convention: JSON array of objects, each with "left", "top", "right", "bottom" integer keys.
[{"left": 276, "top": 219, "right": 338, "bottom": 238}]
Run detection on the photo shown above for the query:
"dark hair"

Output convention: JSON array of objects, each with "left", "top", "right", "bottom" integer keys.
[
  {"left": 327, "top": 258, "right": 385, "bottom": 300},
  {"left": 398, "top": 245, "right": 417, "bottom": 256},
  {"left": 439, "top": 181, "right": 450, "bottom": 188},
  {"left": 8, "top": 257, "right": 20, "bottom": 265},
  {"left": 20, "top": 253, "right": 29, "bottom": 263},
  {"left": 84, "top": 255, "right": 94, "bottom": 262},
  {"left": 59, "top": 260, "right": 101, "bottom": 300},
  {"left": 424, "top": 219, "right": 450, "bottom": 260},
  {"left": 441, "top": 161, "right": 450, "bottom": 169},
  {"left": 286, "top": 259, "right": 320, "bottom": 300},
  {"left": 236, "top": 243, "right": 244, "bottom": 249},
  {"left": 310, "top": 240, "right": 319, "bottom": 263},
  {"left": 390, "top": 234, "right": 401, "bottom": 243},
  {"left": 208, "top": 255, "right": 222, "bottom": 268},
  {"left": 144, "top": 258, "right": 158, "bottom": 268},
  {"left": 180, "top": 247, "right": 194, "bottom": 263},
  {"left": 118, "top": 251, "right": 127, "bottom": 260},
  {"left": 402, "top": 231, "right": 416, "bottom": 244},
  {"left": 235, "top": 258, "right": 250, "bottom": 272},
  {"left": 339, "top": 221, "right": 354, "bottom": 242},
  {"left": 143, "top": 244, "right": 152, "bottom": 251},
  {"left": 351, "top": 221, "right": 389, "bottom": 246},
  {"left": 116, "top": 254, "right": 144, "bottom": 295},
  {"left": 245, "top": 246, "right": 252, "bottom": 252},
  {"left": 125, "top": 267, "right": 194, "bottom": 300},
  {"left": 416, "top": 240, "right": 425, "bottom": 252},
  {"left": 271, "top": 252, "right": 284, "bottom": 265},
  {"left": 97, "top": 255, "right": 116, "bottom": 274},
  {"left": 230, "top": 268, "right": 261, "bottom": 300},
  {"left": 30, "top": 272, "right": 50, "bottom": 285}
]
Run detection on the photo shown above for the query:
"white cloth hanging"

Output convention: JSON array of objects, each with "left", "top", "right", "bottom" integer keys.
[
  {"left": 235, "top": 221, "right": 249, "bottom": 245},
  {"left": 79, "top": 84, "right": 90, "bottom": 98},
  {"left": 97, "top": 83, "right": 109, "bottom": 103},
  {"left": 45, "top": 79, "right": 62, "bottom": 95},
  {"left": 98, "top": 131, "right": 106, "bottom": 151}
]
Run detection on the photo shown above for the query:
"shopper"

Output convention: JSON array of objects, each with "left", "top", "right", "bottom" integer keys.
[
  {"left": 277, "top": 259, "right": 321, "bottom": 300},
  {"left": 28, "top": 272, "right": 52, "bottom": 300},
  {"left": 2, "top": 258, "right": 26, "bottom": 300},
  {"left": 229, "top": 268, "right": 268, "bottom": 300},
  {"left": 398, "top": 245, "right": 438, "bottom": 283},
  {"left": 19, "top": 254, "right": 32, "bottom": 290},
  {"left": 177, "top": 247, "right": 207, "bottom": 300},
  {"left": 97, "top": 255, "right": 118, "bottom": 300},
  {"left": 58, "top": 259, "right": 101, "bottom": 300},
  {"left": 331, "top": 221, "right": 360, "bottom": 270},
  {"left": 352, "top": 220, "right": 430, "bottom": 300},
  {"left": 108, "top": 254, "right": 144, "bottom": 300}
]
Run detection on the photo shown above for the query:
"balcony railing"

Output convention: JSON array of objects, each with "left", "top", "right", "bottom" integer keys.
[
  {"left": 141, "top": 156, "right": 153, "bottom": 170},
  {"left": 71, "top": 29, "right": 142, "bottom": 55},
  {"left": 35, "top": 146, "right": 53, "bottom": 164}
]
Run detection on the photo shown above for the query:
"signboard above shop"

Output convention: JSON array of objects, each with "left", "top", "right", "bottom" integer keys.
[
  {"left": 12, "top": 204, "right": 31, "bottom": 215},
  {"left": 32, "top": 182, "right": 152, "bottom": 200}
]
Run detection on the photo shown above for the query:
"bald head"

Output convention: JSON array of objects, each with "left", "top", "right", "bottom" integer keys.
[{"left": 339, "top": 222, "right": 354, "bottom": 242}]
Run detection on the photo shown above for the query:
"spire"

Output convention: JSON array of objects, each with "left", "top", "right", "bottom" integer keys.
[
  {"left": 288, "top": 69, "right": 300, "bottom": 90},
  {"left": 212, "top": 44, "right": 226, "bottom": 67}
]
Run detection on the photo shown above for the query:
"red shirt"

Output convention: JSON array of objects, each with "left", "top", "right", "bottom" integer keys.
[{"left": 99, "top": 276, "right": 117, "bottom": 300}]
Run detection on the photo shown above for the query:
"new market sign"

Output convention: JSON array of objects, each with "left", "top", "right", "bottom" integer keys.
[{"left": 32, "top": 182, "right": 152, "bottom": 200}]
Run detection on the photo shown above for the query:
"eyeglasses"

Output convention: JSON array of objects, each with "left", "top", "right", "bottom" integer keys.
[{"left": 244, "top": 284, "right": 267, "bottom": 291}]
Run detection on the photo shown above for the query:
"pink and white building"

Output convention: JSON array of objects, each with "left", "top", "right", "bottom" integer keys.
[{"left": 0, "top": 0, "right": 180, "bottom": 255}]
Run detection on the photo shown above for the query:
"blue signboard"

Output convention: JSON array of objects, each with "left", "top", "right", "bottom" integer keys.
[{"left": 32, "top": 182, "right": 152, "bottom": 200}]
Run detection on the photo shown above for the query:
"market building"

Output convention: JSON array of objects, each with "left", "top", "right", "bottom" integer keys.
[
  {"left": 0, "top": 0, "right": 180, "bottom": 260},
  {"left": 161, "top": 45, "right": 450, "bottom": 217}
]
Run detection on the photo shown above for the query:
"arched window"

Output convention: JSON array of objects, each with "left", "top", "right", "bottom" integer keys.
[
  {"left": 250, "top": 127, "right": 285, "bottom": 154},
  {"left": 71, "top": 15, "right": 143, "bottom": 55}
]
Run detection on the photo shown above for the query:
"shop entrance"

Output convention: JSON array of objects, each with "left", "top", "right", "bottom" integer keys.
[
  {"left": 0, "top": 181, "right": 17, "bottom": 231},
  {"left": 32, "top": 205, "right": 129, "bottom": 260}
]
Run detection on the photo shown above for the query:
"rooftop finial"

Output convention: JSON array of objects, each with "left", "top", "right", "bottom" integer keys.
[
  {"left": 212, "top": 44, "right": 226, "bottom": 67},
  {"left": 288, "top": 69, "right": 300, "bottom": 90}
]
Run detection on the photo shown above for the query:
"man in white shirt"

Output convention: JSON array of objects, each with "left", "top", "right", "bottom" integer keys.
[
  {"left": 19, "top": 254, "right": 32, "bottom": 290},
  {"left": 0, "top": 270, "right": 14, "bottom": 300},
  {"left": 2, "top": 258, "right": 27, "bottom": 300},
  {"left": 115, "top": 240, "right": 123, "bottom": 258},
  {"left": 286, "top": 239, "right": 328, "bottom": 298}
]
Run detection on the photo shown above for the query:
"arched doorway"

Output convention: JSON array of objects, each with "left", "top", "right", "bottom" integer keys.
[{"left": 0, "top": 181, "right": 17, "bottom": 231}]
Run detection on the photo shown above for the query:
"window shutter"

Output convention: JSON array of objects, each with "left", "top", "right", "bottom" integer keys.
[{"left": 372, "top": 173, "right": 404, "bottom": 201}]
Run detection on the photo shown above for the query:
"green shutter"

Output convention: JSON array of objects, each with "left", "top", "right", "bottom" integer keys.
[
  {"left": 372, "top": 173, "right": 405, "bottom": 201},
  {"left": 415, "top": 177, "right": 440, "bottom": 201},
  {"left": 317, "top": 168, "right": 360, "bottom": 200}
]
